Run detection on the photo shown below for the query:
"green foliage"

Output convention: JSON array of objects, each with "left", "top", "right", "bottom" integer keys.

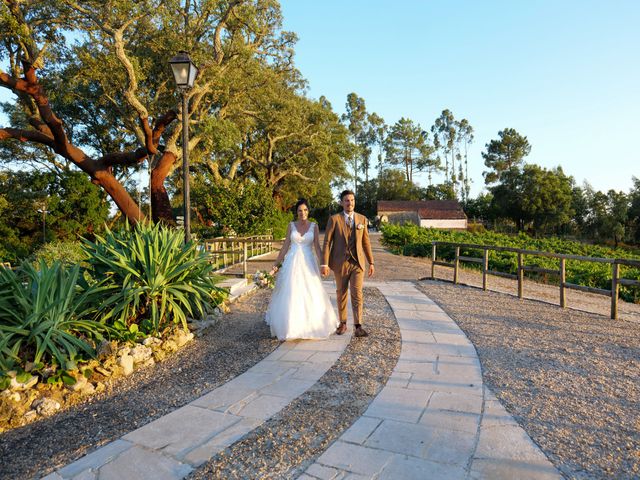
[
  {"left": 490, "top": 164, "right": 574, "bottom": 234},
  {"left": 82, "top": 222, "right": 227, "bottom": 335},
  {"left": 482, "top": 128, "right": 531, "bottom": 184},
  {"left": 31, "top": 240, "right": 87, "bottom": 267},
  {"left": 0, "top": 169, "right": 109, "bottom": 262},
  {"left": 0, "top": 261, "right": 108, "bottom": 371},
  {"left": 385, "top": 118, "right": 437, "bottom": 183},
  {"left": 382, "top": 224, "right": 640, "bottom": 302},
  {"left": 192, "top": 178, "right": 291, "bottom": 238}
]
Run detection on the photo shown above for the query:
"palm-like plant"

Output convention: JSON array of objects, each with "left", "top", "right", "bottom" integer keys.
[
  {"left": 83, "top": 222, "right": 226, "bottom": 335},
  {"left": 0, "top": 261, "right": 107, "bottom": 371}
]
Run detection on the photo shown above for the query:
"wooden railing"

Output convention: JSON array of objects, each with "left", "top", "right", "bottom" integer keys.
[
  {"left": 203, "top": 235, "right": 281, "bottom": 276},
  {"left": 430, "top": 241, "right": 640, "bottom": 319}
]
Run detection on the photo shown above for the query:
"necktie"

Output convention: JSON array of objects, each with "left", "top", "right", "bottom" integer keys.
[{"left": 347, "top": 215, "right": 353, "bottom": 228}]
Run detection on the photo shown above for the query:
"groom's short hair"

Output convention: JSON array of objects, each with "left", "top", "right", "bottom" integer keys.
[{"left": 340, "top": 190, "right": 355, "bottom": 200}]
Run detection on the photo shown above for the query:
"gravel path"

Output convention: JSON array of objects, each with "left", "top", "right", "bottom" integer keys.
[
  {"left": 0, "top": 291, "right": 279, "bottom": 480},
  {"left": 188, "top": 288, "right": 400, "bottom": 480},
  {"left": 417, "top": 280, "right": 640, "bottom": 479}
]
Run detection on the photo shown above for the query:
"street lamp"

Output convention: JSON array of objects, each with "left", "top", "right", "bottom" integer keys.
[{"left": 169, "top": 51, "right": 198, "bottom": 243}]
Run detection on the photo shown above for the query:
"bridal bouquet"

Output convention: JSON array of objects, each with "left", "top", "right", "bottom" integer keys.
[{"left": 253, "top": 270, "right": 275, "bottom": 289}]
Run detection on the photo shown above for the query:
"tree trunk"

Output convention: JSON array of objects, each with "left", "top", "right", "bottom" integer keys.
[{"left": 150, "top": 151, "right": 177, "bottom": 223}]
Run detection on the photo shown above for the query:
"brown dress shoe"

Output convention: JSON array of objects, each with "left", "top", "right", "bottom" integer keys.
[
  {"left": 336, "top": 322, "right": 347, "bottom": 335},
  {"left": 354, "top": 325, "right": 368, "bottom": 338}
]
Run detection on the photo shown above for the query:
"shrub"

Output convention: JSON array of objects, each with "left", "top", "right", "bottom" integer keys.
[
  {"left": 31, "top": 240, "right": 87, "bottom": 267},
  {"left": 82, "top": 222, "right": 228, "bottom": 336},
  {"left": 0, "top": 261, "right": 107, "bottom": 371}
]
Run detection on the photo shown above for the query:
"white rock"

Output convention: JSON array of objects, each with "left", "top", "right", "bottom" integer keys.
[
  {"left": 175, "top": 330, "right": 194, "bottom": 347},
  {"left": 23, "top": 410, "right": 37, "bottom": 421},
  {"left": 117, "top": 346, "right": 131, "bottom": 357},
  {"left": 142, "top": 337, "right": 162, "bottom": 347},
  {"left": 0, "top": 390, "right": 21, "bottom": 402},
  {"left": 118, "top": 354, "right": 134, "bottom": 376},
  {"left": 10, "top": 374, "right": 38, "bottom": 391},
  {"left": 95, "top": 366, "right": 111, "bottom": 377},
  {"left": 33, "top": 397, "right": 61, "bottom": 416},
  {"left": 130, "top": 344, "right": 153, "bottom": 364}
]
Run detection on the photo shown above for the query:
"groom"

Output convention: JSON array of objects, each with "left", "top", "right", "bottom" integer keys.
[{"left": 321, "top": 190, "right": 375, "bottom": 338}]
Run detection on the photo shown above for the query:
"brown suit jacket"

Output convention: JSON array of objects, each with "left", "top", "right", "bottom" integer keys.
[{"left": 322, "top": 212, "right": 374, "bottom": 272}]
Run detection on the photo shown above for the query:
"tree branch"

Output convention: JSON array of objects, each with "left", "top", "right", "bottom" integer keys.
[{"left": 0, "top": 127, "right": 55, "bottom": 146}]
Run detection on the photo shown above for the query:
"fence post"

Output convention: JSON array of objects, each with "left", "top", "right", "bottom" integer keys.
[
  {"left": 431, "top": 243, "right": 436, "bottom": 279},
  {"left": 611, "top": 262, "right": 619, "bottom": 320},
  {"left": 243, "top": 241, "right": 248, "bottom": 277},
  {"left": 453, "top": 246, "right": 460, "bottom": 284},
  {"left": 560, "top": 257, "right": 566, "bottom": 308},
  {"left": 482, "top": 248, "right": 488, "bottom": 291},
  {"left": 517, "top": 251, "right": 523, "bottom": 299}
]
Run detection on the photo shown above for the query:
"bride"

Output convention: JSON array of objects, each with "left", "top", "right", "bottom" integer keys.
[{"left": 265, "top": 199, "right": 338, "bottom": 340}]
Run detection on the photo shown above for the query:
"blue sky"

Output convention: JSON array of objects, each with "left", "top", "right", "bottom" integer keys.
[{"left": 279, "top": 0, "right": 639, "bottom": 197}]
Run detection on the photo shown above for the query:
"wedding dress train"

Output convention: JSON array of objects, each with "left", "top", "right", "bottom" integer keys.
[{"left": 265, "top": 223, "right": 338, "bottom": 340}]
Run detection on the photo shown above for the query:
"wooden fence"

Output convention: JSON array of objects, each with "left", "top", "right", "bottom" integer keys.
[
  {"left": 203, "top": 235, "right": 281, "bottom": 276},
  {"left": 430, "top": 241, "right": 640, "bottom": 319}
]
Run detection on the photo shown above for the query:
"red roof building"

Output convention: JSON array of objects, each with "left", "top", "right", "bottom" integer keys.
[{"left": 377, "top": 200, "right": 467, "bottom": 229}]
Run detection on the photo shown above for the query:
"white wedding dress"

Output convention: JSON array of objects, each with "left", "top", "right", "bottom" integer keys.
[{"left": 265, "top": 223, "right": 338, "bottom": 340}]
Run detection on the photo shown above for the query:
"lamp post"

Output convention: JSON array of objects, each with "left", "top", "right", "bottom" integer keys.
[{"left": 169, "top": 51, "right": 198, "bottom": 243}]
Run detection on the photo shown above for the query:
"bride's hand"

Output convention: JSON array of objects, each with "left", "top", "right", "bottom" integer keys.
[{"left": 269, "top": 266, "right": 278, "bottom": 276}]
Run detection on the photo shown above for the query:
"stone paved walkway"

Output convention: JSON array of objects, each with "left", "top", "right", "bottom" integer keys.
[{"left": 42, "top": 282, "right": 561, "bottom": 480}]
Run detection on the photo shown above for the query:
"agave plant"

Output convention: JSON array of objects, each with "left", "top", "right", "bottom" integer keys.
[
  {"left": 0, "top": 261, "right": 108, "bottom": 371},
  {"left": 82, "top": 222, "right": 227, "bottom": 335}
]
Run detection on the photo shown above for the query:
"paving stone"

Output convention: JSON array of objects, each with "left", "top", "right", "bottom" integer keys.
[
  {"left": 223, "top": 371, "right": 284, "bottom": 390},
  {"left": 419, "top": 408, "right": 481, "bottom": 434},
  {"left": 401, "top": 341, "right": 477, "bottom": 361},
  {"left": 364, "top": 387, "right": 431, "bottom": 423},
  {"left": 297, "top": 474, "right": 317, "bottom": 480},
  {"left": 400, "top": 330, "right": 437, "bottom": 344},
  {"left": 384, "top": 371, "right": 412, "bottom": 388},
  {"left": 378, "top": 454, "right": 467, "bottom": 480},
  {"left": 259, "top": 376, "right": 316, "bottom": 398},
  {"left": 97, "top": 445, "right": 192, "bottom": 480},
  {"left": 432, "top": 331, "right": 474, "bottom": 346},
  {"left": 189, "top": 384, "right": 257, "bottom": 411},
  {"left": 393, "top": 360, "right": 437, "bottom": 374},
  {"left": 228, "top": 393, "right": 291, "bottom": 420},
  {"left": 396, "top": 318, "right": 432, "bottom": 331},
  {"left": 291, "top": 361, "right": 336, "bottom": 379},
  {"left": 316, "top": 441, "right": 395, "bottom": 476},
  {"left": 407, "top": 374, "right": 483, "bottom": 395},
  {"left": 364, "top": 420, "right": 437, "bottom": 458},
  {"left": 308, "top": 350, "right": 344, "bottom": 363},
  {"left": 183, "top": 417, "right": 263, "bottom": 466},
  {"left": 245, "top": 359, "right": 299, "bottom": 375},
  {"left": 123, "top": 406, "right": 240, "bottom": 458},
  {"left": 469, "top": 457, "right": 562, "bottom": 480},
  {"left": 340, "top": 415, "right": 383, "bottom": 445},
  {"left": 475, "top": 423, "right": 555, "bottom": 464},
  {"left": 306, "top": 462, "right": 341, "bottom": 479},
  {"left": 481, "top": 398, "right": 521, "bottom": 428},
  {"left": 291, "top": 338, "right": 348, "bottom": 352},
  {"left": 278, "top": 349, "right": 318, "bottom": 362},
  {"left": 427, "top": 391, "right": 483, "bottom": 414},
  {"left": 41, "top": 473, "right": 64, "bottom": 480},
  {"left": 57, "top": 440, "right": 132, "bottom": 478},
  {"left": 70, "top": 470, "right": 97, "bottom": 480}
]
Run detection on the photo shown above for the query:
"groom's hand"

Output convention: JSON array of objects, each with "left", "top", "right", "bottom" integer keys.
[
  {"left": 321, "top": 265, "right": 330, "bottom": 277},
  {"left": 368, "top": 264, "right": 375, "bottom": 277}
]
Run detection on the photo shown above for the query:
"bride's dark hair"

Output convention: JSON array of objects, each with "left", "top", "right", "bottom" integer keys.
[{"left": 294, "top": 198, "right": 310, "bottom": 212}]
